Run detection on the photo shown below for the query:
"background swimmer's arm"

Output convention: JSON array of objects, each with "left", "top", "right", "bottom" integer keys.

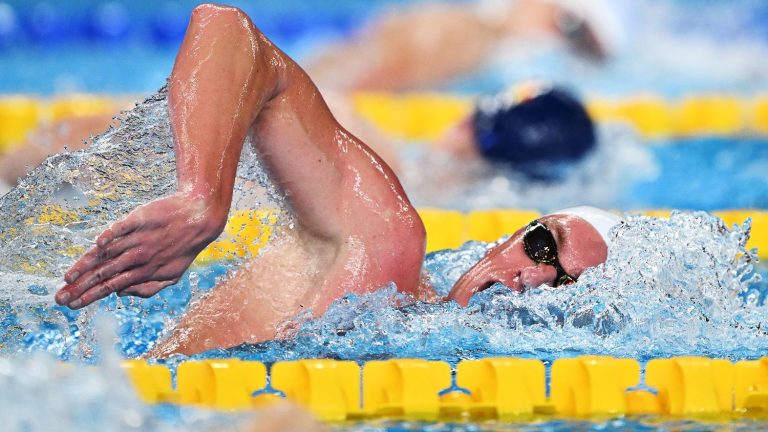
[
  {"left": 305, "top": 3, "right": 503, "bottom": 91},
  {"left": 0, "top": 114, "right": 112, "bottom": 186}
]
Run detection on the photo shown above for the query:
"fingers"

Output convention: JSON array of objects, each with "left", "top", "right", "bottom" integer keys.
[
  {"left": 96, "top": 218, "right": 136, "bottom": 247},
  {"left": 64, "top": 247, "right": 101, "bottom": 285},
  {"left": 58, "top": 249, "right": 153, "bottom": 306},
  {"left": 68, "top": 270, "right": 150, "bottom": 309},
  {"left": 118, "top": 280, "right": 178, "bottom": 298},
  {"left": 65, "top": 236, "right": 139, "bottom": 284},
  {"left": 64, "top": 217, "right": 141, "bottom": 285}
]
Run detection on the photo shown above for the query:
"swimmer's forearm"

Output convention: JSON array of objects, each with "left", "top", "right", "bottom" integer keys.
[
  {"left": 307, "top": 4, "right": 499, "bottom": 91},
  {"left": 169, "top": 5, "right": 281, "bottom": 219}
]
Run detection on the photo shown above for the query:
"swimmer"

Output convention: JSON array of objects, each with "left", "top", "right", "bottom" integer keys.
[
  {"left": 306, "top": 0, "right": 631, "bottom": 91},
  {"left": 332, "top": 81, "right": 598, "bottom": 183},
  {"left": 53, "top": 4, "right": 621, "bottom": 356}
]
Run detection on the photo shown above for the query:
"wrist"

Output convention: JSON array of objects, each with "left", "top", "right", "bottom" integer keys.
[{"left": 178, "top": 190, "right": 230, "bottom": 236}]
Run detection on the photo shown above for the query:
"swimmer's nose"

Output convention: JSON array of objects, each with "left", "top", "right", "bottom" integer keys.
[
  {"left": 519, "top": 265, "right": 556, "bottom": 290},
  {"left": 447, "top": 261, "right": 523, "bottom": 307}
]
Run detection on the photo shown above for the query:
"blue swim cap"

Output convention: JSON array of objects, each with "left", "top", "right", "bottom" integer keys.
[{"left": 472, "top": 85, "right": 596, "bottom": 181}]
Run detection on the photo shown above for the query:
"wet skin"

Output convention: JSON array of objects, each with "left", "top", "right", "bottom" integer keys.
[
  {"left": 54, "top": 5, "right": 426, "bottom": 355},
  {"left": 52, "top": 4, "right": 608, "bottom": 356},
  {"left": 447, "top": 214, "right": 608, "bottom": 307}
]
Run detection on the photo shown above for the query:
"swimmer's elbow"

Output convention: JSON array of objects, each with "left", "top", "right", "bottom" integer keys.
[
  {"left": 192, "top": 4, "right": 249, "bottom": 24},
  {"left": 191, "top": 4, "right": 279, "bottom": 71},
  {"left": 190, "top": 4, "right": 265, "bottom": 43}
]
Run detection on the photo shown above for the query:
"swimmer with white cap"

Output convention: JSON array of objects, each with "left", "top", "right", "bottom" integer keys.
[
  {"left": 447, "top": 206, "right": 623, "bottom": 306},
  {"left": 53, "top": 5, "right": 628, "bottom": 356}
]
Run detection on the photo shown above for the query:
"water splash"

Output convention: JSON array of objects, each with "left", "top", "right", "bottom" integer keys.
[
  {"left": 399, "top": 124, "right": 657, "bottom": 212},
  {"left": 331, "top": 417, "right": 767, "bottom": 432},
  {"left": 212, "top": 211, "right": 765, "bottom": 364},
  {"left": 0, "top": 314, "right": 257, "bottom": 432},
  {"left": 0, "top": 90, "right": 762, "bottom": 368},
  {"left": 0, "top": 87, "right": 291, "bottom": 360},
  {"left": 0, "top": 86, "right": 288, "bottom": 279}
]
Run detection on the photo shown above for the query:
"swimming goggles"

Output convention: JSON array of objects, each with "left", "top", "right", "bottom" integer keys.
[
  {"left": 523, "top": 220, "right": 576, "bottom": 287},
  {"left": 554, "top": 9, "right": 605, "bottom": 61}
]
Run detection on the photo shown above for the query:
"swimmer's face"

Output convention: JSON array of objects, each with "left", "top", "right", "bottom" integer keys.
[{"left": 446, "top": 214, "right": 608, "bottom": 306}]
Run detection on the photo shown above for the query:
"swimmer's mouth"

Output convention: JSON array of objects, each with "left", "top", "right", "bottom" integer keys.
[
  {"left": 476, "top": 279, "right": 523, "bottom": 294},
  {"left": 476, "top": 280, "right": 497, "bottom": 293}
]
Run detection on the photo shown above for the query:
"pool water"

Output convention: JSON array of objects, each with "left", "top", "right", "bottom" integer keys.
[
  {"left": 2, "top": 0, "right": 768, "bottom": 430},
  {"left": 398, "top": 130, "right": 768, "bottom": 211},
  {"left": 630, "top": 137, "right": 768, "bottom": 210},
  {"left": 0, "top": 70, "right": 767, "bottom": 432},
  {"left": 4, "top": 211, "right": 767, "bottom": 362},
  {"left": 3, "top": 215, "right": 767, "bottom": 431},
  {"left": 2, "top": 0, "right": 768, "bottom": 96}
]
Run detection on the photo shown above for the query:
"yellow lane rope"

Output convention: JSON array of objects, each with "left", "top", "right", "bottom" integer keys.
[
  {"left": 2, "top": 93, "right": 768, "bottom": 151},
  {"left": 122, "top": 356, "right": 768, "bottom": 420}
]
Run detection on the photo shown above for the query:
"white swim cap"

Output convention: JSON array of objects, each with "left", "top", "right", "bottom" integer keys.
[{"left": 550, "top": 206, "right": 624, "bottom": 247}]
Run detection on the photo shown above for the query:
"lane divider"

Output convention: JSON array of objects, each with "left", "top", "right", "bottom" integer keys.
[
  {"left": 455, "top": 357, "right": 545, "bottom": 417},
  {"left": 3, "top": 93, "right": 768, "bottom": 152},
  {"left": 0, "top": 95, "right": 124, "bottom": 152},
  {"left": 194, "top": 209, "right": 278, "bottom": 264},
  {"left": 351, "top": 93, "right": 768, "bottom": 140},
  {"left": 193, "top": 208, "right": 768, "bottom": 263},
  {"left": 121, "top": 356, "right": 768, "bottom": 421}
]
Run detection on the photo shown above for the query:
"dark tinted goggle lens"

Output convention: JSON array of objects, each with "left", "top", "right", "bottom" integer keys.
[
  {"left": 524, "top": 222, "right": 558, "bottom": 264},
  {"left": 524, "top": 220, "right": 577, "bottom": 287}
]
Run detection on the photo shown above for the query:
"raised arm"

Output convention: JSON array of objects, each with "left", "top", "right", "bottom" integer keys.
[
  {"left": 55, "top": 4, "right": 393, "bottom": 308},
  {"left": 306, "top": 3, "right": 503, "bottom": 91}
]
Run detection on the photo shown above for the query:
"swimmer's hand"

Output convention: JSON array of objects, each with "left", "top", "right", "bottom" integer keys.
[{"left": 55, "top": 193, "right": 227, "bottom": 309}]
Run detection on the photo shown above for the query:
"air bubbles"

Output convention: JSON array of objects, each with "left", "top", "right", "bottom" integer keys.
[{"left": 26, "top": 284, "right": 48, "bottom": 296}]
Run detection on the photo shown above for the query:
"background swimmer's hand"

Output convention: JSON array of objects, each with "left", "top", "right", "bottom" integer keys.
[{"left": 55, "top": 192, "right": 228, "bottom": 309}]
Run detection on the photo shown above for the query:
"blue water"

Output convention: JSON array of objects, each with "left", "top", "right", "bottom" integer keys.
[
  {"left": 2, "top": 0, "right": 768, "bottom": 96},
  {"left": 7, "top": 215, "right": 766, "bottom": 430},
  {"left": 628, "top": 138, "right": 768, "bottom": 210},
  {"left": 2, "top": 1, "right": 768, "bottom": 431},
  {"left": 332, "top": 418, "right": 765, "bottom": 431}
]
